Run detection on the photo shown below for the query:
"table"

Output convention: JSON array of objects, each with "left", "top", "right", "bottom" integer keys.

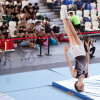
[{"left": 0, "top": 49, "right": 15, "bottom": 68}]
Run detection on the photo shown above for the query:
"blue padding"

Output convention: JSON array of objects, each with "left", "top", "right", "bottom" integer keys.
[
  {"left": 51, "top": 63, "right": 100, "bottom": 77},
  {"left": 52, "top": 82, "right": 93, "bottom": 100},
  {"left": 0, "top": 70, "right": 66, "bottom": 92},
  {"left": 6, "top": 86, "right": 81, "bottom": 100}
]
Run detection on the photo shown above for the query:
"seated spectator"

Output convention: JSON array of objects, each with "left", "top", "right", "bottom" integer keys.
[
  {"left": 83, "top": 0, "right": 91, "bottom": 10},
  {"left": 21, "top": 31, "right": 39, "bottom": 49},
  {"left": 6, "top": 1, "right": 14, "bottom": 15},
  {"left": 0, "top": 4, "right": 4, "bottom": 14},
  {"left": 31, "top": 14, "right": 37, "bottom": 24},
  {"left": 27, "top": 23, "right": 35, "bottom": 33},
  {"left": 0, "top": 4, "right": 4, "bottom": 20},
  {"left": 22, "top": 3, "right": 32, "bottom": 14},
  {"left": 69, "top": 12, "right": 83, "bottom": 39},
  {"left": 0, "top": 21, "right": 9, "bottom": 38},
  {"left": 27, "top": 14, "right": 37, "bottom": 24},
  {"left": 27, "top": 23, "right": 37, "bottom": 44},
  {"left": 22, "top": 3, "right": 32, "bottom": 20},
  {"left": 35, "top": 21, "right": 44, "bottom": 36},
  {"left": 44, "top": 17, "right": 59, "bottom": 44},
  {"left": 11, "top": 5, "right": 21, "bottom": 22},
  {"left": 74, "top": 0, "right": 85, "bottom": 10},
  {"left": 14, "top": 1, "right": 22, "bottom": 14},
  {"left": 21, "top": 31, "right": 35, "bottom": 48},
  {"left": 33, "top": 3, "right": 39, "bottom": 13},
  {"left": 28, "top": 7, "right": 34, "bottom": 20},
  {"left": 17, "top": 18, "right": 27, "bottom": 37},
  {"left": 63, "top": 0, "right": 74, "bottom": 8}
]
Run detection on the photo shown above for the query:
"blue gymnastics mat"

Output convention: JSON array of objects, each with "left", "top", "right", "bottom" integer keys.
[
  {"left": 51, "top": 63, "right": 100, "bottom": 78},
  {"left": 0, "top": 70, "right": 66, "bottom": 92},
  {"left": 52, "top": 75, "right": 100, "bottom": 100}
]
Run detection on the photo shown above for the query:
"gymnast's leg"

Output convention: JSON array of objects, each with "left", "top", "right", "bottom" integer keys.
[
  {"left": 66, "top": 18, "right": 82, "bottom": 46},
  {"left": 62, "top": 18, "right": 77, "bottom": 47}
]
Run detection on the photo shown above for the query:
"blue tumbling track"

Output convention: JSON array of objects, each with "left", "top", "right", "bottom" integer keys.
[{"left": 52, "top": 82, "right": 93, "bottom": 100}]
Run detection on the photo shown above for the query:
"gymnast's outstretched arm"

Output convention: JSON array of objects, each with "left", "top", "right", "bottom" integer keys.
[
  {"left": 85, "top": 40, "right": 90, "bottom": 77},
  {"left": 64, "top": 45, "right": 77, "bottom": 77}
]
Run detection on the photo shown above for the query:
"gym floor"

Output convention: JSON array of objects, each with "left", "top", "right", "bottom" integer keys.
[{"left": 0, "top": 36, "right": 100, "bottom": 100}]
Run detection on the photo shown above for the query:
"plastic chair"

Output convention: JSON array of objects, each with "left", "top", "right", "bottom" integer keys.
[
  {"left": 91, "top": 3, "right": 96, "bottom": 9},
  {"left": 91, "top": 9, "right": 97, "bottom": 16},
  {"left": 91, "top": 16, "right": 98, "bottom": 22},
  {"left": 9, "top": 21, "right": 16, "bottom": 28},
  {"left": 9, "top": 21, "right": 17, "bottom": 38},
  {"left": 85, "top": 22, "right": 93, "bottom": 31},
  {"left": 76, "top": 10, "right": 82, "bottom": 17},
  {"left": 92, "top": 21, "right": 100, "bottom": 30},
  {"left": 84, "top": 10, "right": 90, "bottom": 17}
]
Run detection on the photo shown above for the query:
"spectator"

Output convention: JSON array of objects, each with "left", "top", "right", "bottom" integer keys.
[
  {"left": 17, "top": 18, "right": 27, "bottom": 37},
  {"left": 83, "top": 0, "right": 91, "bottom": 10},
  {"left": 63, "top": 0, "right": 74, "bottom": 8},
  {"left": 0, "top": 21, "right": 9, "bottom": 38},
  {"left": 21, "top": 31, "right": 35, "bottom": 48},
  {"left": 31, "top": 14, "right": 37, "bottom": 24},
  {"left": 28, "top": 7, "right": 34, "bottom": 20},
  {"left": 0, "top": 4, "right": 4, "bottom": 14},
  {"left": 23, "top": 3, "right": 32, "bottom": 14},
  {"left": 27, "top": 23, "right": 37, "bottom": 44},
  {"left": 11, "top": 5, "right": 20, "bottom": 22},
  {"left": 6, "top": 1, "right": 14, "bottom": 15},
  {"left": 0, "top": 4, "right": 4, "bottom": 20},
  {"left": 44, "top": 17, "right": 59, "bottom": 44},
  {"left": 84, "top": 36, "right": 96, "bottom": 58},
  {"left": 69, "top": 12, "right": 83, "bottom": 39},
  {"left": 33, "top": 3, "right": 39, "bottom": 13},
  {"left": 74, "top": 0, "right": 85, "bottom": 10},
  {"left": 14, "top": 1, "right": 22, "bottom": 14}
]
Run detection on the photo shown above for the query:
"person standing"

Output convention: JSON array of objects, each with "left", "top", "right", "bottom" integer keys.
[{"left": 69, "top": 12, "right": 83, "bottom": 39}]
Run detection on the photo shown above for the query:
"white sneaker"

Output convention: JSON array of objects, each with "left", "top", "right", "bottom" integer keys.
[
  {"left": 64, "top": 9, "right": 68, "bottom": 18},
  {"left": 60, "top": 5, "right": 68, "bottom": 19},
  {"left": 60, "top": 9, "right": 65, "bottom": 20},
  {"left": 61, "top": 5, "right": 67, "bottom": 10}
]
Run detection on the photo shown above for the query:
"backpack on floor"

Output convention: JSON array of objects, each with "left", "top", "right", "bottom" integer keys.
[
  {"left": 58, "top": 34, "right": 64, "bottom": 42},
  {"left": 36, "top": 14, "right": 44, "bottom": 21},
  {"left": 49, "top": 37, "right": 57, "bottom": 45}
]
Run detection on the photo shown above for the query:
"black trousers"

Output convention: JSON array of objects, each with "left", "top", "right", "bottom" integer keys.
[{"left": 90, "top": 47, "right": 95, "bottom": 55}]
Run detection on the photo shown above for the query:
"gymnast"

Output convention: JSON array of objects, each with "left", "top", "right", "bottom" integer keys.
[{"left": 60, "top": 5, "right": 90, "bottom": 92}]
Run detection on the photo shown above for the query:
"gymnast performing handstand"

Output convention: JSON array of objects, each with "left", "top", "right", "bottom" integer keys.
[{"left": 60, "top": 5, "right": 90, "bottom": 92}]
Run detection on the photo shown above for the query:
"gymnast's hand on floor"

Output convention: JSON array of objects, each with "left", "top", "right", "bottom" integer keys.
[{"left": 64, "top": 45, "right": 68, "bottom": 53}]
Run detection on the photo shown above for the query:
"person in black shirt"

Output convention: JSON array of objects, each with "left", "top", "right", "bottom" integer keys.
[
  {"left": 0, "top": 21, "right": 9, "bottom": 35},
  {"left": 23, "top": 3, "right": 32, "bottom": 14},
  {"left": 84, "top": 36, "right": 96, "bottom": 58},
  {"left": 14, "top": 1, "right": 22, "bottom": 14},
  {"left": 6, "top": 1, "right": 14, "bottom": 15},
  {"left": 33, "top": 3, "right": 39, "bottom": 13},
  {"left": 11, "top": 5, "right": 20, "bottom": 22},
  {"left": 0, "top": 22, "right": 9, "bottom": 38},
  {"left": 28, "top": 8, "right": 34, "bottom": 19}
]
